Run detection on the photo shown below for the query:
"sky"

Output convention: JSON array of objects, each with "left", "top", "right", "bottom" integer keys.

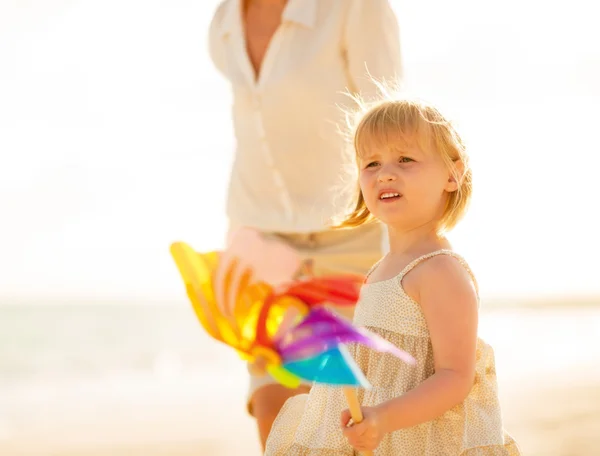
[{"left": 0, "top": 0, "right": 598, "bottom": 303}]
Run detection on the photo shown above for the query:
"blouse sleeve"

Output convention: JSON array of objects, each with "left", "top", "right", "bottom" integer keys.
[
  {"left": 344, "top": 0, "right": 404, "bottom": 99},
  {"left": 207, "top": 1, "right": 229, "bottom": 78}
]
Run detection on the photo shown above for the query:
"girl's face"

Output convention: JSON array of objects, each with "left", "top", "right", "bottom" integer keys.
[{"left": 358, "top": 135, "right": 458, "bottom": 231}]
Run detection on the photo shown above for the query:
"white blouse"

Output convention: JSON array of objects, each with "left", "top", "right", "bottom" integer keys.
[{"left": 209, "top": 0, "right": 403, "bottom": 233}]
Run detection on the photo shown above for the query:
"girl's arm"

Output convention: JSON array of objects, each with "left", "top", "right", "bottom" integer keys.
[{"left": 375, "top": 255, "right": 479, "bottom": 433}]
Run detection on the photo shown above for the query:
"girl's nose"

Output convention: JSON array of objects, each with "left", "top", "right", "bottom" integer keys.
[{"left": 377, "top": 164, "right": 397, "bottom": 182}]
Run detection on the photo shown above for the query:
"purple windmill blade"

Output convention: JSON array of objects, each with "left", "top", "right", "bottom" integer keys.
[{"left": 275, "top": 308, "right": 416, "bottom": 365}]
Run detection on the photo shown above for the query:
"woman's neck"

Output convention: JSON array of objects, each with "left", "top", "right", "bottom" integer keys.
[{"left": 245, "top": 0, "right": 287, "bottom": 7}]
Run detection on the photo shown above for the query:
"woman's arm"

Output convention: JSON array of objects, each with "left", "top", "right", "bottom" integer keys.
[
  {"left": 207, "top": 1, "right": 229, "bottom": 77},
  {"left": 375, "top": 255, "right": 479, "bottom": 433},
  {"left": 344, "top": 0, "right": 404, "bottom": 99}
]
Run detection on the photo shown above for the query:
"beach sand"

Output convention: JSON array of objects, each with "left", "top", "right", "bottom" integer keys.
[
  {"left": 3, "top": 375, "right": 599, "bottom": 456},
  {"left": 2, "top": 306, "right": 599, "bottom": 456},
  {"left": 502, "top": 379, "right": 600, "bottom": 456}
]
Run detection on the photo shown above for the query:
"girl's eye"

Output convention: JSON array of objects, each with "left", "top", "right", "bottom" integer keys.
[
  {"left": 399, "top": 157, "right": 414, "bottom": 163},
  {"left": 366, "top": 161, "right": 379, "bottom": 168}
]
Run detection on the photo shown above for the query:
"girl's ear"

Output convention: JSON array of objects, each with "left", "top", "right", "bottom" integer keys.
[{"left": 445, "top": 160, "right": 464, "bottom": 192}]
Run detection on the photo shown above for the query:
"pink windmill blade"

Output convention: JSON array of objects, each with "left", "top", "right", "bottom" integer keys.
[{"left": 216, "top": 227, "right": 302, "bottom": 318}]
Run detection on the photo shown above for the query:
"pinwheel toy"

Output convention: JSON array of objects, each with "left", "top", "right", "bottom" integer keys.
[{"left": 170, "top": 238, "right": 415, "bottom": 455}]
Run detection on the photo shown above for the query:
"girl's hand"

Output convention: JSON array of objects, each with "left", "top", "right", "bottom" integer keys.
[{"left": 340, "top": 406, "right": 386, "bottom": 452}]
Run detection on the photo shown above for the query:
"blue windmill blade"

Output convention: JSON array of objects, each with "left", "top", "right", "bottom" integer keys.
[{"left": 282, "top": 345, "right": 371, "bottom": 389}]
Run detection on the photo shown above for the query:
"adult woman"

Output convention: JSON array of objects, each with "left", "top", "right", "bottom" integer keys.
[{"left": 208, "top": 0, "right": 403, "bottom": 449}]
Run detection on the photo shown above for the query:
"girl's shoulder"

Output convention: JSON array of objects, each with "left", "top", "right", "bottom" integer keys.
[
  {"left": 365, "top": 250, "right": 477, "bottom": 291},
  {"left": 400, "top": 249, "right": 478, "bottom": 295}
]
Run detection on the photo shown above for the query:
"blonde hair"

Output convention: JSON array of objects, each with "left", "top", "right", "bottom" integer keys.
[{"left": 337, "top": 89, "right": 472, "bottom": 234}]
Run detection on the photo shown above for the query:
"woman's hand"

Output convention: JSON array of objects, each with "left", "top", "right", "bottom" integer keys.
[{"left": 216, "top": 227, "right": 302, "bottom": 317}]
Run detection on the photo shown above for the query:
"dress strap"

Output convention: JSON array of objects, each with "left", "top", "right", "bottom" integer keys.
[
  {"left": 363, "top": 257, "right": 384, "bottom": 283},
  {"left": 399, "top": 249, "right": 479, "bottom": 295}
]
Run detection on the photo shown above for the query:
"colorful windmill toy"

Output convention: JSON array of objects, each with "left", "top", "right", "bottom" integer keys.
[{"left": 170, "top": 240, "right": 415, "bottom": 455}]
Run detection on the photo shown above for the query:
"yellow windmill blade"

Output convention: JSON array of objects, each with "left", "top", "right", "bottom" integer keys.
[{"left": 170, "top": 242, "right": 238, "bottom": 347}]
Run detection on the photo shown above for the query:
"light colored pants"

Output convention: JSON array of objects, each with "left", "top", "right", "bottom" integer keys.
[{"left": 245, "top": 222, "right": 385, "bottom": 415}]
